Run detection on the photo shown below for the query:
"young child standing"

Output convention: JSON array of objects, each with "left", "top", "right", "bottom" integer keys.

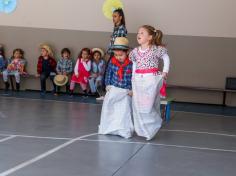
[
  {"left": 129, "top": 25, "right": 170, "bottom": 140},
  {"left": 70, "top": 48, "right": 91, "bottom": 96},
  {"left": 36, "top": 44, "right": 57, "bottom": 95},
  {"left": 88, "top": 48, "right": 105, "bottom": 96},
  {"left": 55, "top": 48, "right": 73, "bottom": 94},
  {"left": 3, "top": 48, "right": 27, "bottom": 91},
  {"left": 98, "top": 37, "right": 133, "bottom": 139}
]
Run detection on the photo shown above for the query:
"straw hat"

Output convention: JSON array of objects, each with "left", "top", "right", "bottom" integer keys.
[
  {"left": 92, "top": 48, "right": 105, "bottom": 58},
  {"left": 54, "top": 75, "right": 68, "bottom": 86},
  {"left": 112, "top": 37, "right": 129, "bottom": 50},
  {"left": 40, "top": 44, "right": 54, "bottom": 57}
]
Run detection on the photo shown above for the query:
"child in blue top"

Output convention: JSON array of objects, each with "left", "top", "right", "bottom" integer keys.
[
  {"left": 89, "top": 48, "right": 105, "bottom": 96},
  {"left": 56, "top": 48, "right": 73, "bottom": 94}
]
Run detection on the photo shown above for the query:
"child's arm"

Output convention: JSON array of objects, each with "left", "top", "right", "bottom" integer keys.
[
  {"left": 105, "top": 62, "right": 112, "bottom": 88},
  {"left": 99, "top": 60, "right": 106, "bottom": 76},
  {"left": 67, "top": 60, "right": 73, "bottom": 74},
  {"left": 51, "top": 58, "right": 57, "bottom": 72},
  {"left": 56, "top": 60, "right": 61, "bottom": 74},
  {"left": 132, "top": 61, "right": 136, "bottom": 77},
  {"left": 162, "top": 54, "right": 170, "bottom": 79},
  {"left": 82, "top": 60, "right": 91, "bottom": 71},
  {"left": 36, "top": 57, "right": 41, "bottom": 77},
  {"left": 19, "top": 59, "right": 27, "bottom": 74},
  {"left": 74, "top": 59, "right": 79, "bottom": 77}
]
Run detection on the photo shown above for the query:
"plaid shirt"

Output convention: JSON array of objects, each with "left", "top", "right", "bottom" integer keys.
[
  {"left": 56, "top": 58, "right": 73, "bottom": 74},
  {"left": 107, "top": 24, "right": 127, "bottom": 54},
  {"left": 105, "top": 59, "right": 132, "bottom": 90}
]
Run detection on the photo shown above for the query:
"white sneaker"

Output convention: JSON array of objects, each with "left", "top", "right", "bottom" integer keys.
[{"left": 96, "top": 96, "right": 104, "bottom": 101}]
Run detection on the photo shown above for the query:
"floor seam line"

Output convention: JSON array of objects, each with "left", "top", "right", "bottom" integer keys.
[{"left": 111, "top": 144, "right": 146, "bottom": 176}]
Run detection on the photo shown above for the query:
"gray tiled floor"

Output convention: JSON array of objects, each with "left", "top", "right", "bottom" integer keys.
[
  {"left": 0, "top": 96, "right": 236, "bottom": 176},
  {"left": 113, "top": 145, "right": 236, "bottom": 176},
  {"left": 0, "top": 137, "right": 67, "bottom": 172},
  {"left": 11, "top": 141, "right": 144, "bottom": 176}
]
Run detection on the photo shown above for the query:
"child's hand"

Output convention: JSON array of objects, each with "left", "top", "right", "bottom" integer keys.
[
  {"left": 75, "top": 74, "right": 79, "bottom": 78},
  {"left": 7, "top": 64, "right": 14, "bottom": 71},
  {"left": 162, "top": 72, "right": 168, "bottom": 80},
  {"left": 128, "top": 90, "right": 133, "bottom": 96},
  {"left": 35, "top": 74, "right": 40, "bottom": 78}
]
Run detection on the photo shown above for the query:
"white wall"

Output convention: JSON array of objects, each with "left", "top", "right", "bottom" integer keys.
[{"left": 0, "top": 0, "right": 236, "bottom": 38}]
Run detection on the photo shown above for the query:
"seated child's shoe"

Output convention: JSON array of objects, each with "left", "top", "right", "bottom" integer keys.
[
  {"left": 16, "top": 83, "right": 20, "bottom": 92},
  {"left": 4, "top": 82, "right": 9, "bottom": 91},
  {"left": 96, "top": 96, "right": 104, "bottom": 101},
  {"left": 69, "top": 90, "right": 73, "bottom": 96},
  {"left": 82, "top": 90, "right": 89, "bottom": 98},
  {"left": 82, "top": 95, "right": 88, "bottom": 98}
]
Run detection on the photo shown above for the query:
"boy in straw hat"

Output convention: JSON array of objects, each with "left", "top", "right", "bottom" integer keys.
[
  {"left": 36, "top": 44, "right": 57, "bottom": 95},
  {"left": 98, "top": 37, "right": 134, "bottom": 139}
]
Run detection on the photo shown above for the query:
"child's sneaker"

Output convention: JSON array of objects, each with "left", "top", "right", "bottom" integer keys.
[{"left": 96, "top": 96, "right": 104, "bottom": 101}]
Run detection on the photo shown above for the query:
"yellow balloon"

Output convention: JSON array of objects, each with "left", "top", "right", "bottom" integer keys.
[{"left": 103, "top": 0, "right": 124, "bottom": 20}]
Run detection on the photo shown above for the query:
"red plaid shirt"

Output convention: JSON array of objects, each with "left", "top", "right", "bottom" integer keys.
[{"left": 37, "top": 56, "right": 57, "bottom": 74}]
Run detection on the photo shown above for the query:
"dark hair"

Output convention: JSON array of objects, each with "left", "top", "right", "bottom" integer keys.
[
  {"left": 92, "top": 50, "right": 102, "bottom": 58},
  {"left": 78, "top": 48, "right": 91, "bottom": 59},
  {"left": 113, "top": 8, "right": 126, "bottom": 26},
  {"left": 61, "top": 48, "right": 71, "bottom": 56},
  {"left": 141, "top": 25, "right": 164, "bottom": 46},
  {"left": 12, "top": 48, "right": 24, "bottom": 59}
]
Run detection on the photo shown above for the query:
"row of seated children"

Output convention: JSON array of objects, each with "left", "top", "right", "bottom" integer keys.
[{"left": 0, "top": 43, "right": 106, "bottom": 96}]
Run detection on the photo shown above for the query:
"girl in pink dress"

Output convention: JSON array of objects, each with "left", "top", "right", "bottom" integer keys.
[{"left": 70, "top": 48, "right": 91, "bottom": 96}]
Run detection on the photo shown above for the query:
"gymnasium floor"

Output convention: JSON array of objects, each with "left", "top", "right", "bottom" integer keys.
[{"left": 0, "top": 91, "right": 236, "bottom": 176}]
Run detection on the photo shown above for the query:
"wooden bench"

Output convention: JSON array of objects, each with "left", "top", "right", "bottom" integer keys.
[
  {"left": 0, "top": 73, "right": 35, "bottom": 90},
  {"left": 167, "top": 83, "right": 236, "bottom": 106}
]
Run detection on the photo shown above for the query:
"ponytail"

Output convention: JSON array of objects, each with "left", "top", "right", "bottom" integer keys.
[
  {"left": 154, "top": 29, "right": 163, "bottom": 46},
  {"left": 141, "top": 25, "right": 164, "bottom": 46}
]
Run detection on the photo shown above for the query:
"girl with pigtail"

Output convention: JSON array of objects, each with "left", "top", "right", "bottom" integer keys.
[{"left": 129, "top": 25, "right": 170, "bottom": 140}]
